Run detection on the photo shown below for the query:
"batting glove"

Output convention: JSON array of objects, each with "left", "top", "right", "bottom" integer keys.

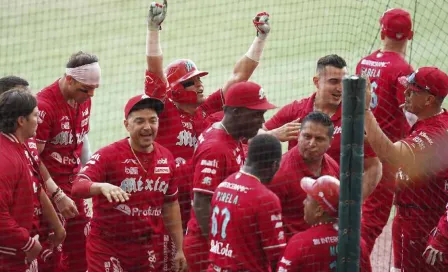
[
  {"left": 148, "top": 0, "right": 168, "bottom": 31},
  {"left": 253, "top": 12, "right": 270, "bottom": 40}
]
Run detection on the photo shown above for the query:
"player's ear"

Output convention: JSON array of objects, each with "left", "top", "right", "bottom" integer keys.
[
  {"left": 312, "top": 75, "right": 319, "bottom": 89},
  {"left": 315, "top": 205, "right": 325, "bottom": 217},
  {"left": 17, "top": 115, "right": 26, "bottom": 128},
  {"left": 124, "top": 118, "right": 131, "bottom": 132}
]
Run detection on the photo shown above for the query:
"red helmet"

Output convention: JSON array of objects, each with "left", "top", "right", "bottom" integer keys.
[
  {"left": 165, "top": 59, "right": 208, "bottom": 104},
  {"left": 301, "top": 175, "right": 340, "bottom": 217}
]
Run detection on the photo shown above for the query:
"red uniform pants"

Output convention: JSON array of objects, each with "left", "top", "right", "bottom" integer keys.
[
  {"left": 183, "top": 233, "right": 209, "bottom": 272},
  {"left": 392, "top": 206, "right": 445, "bottom": 271}
]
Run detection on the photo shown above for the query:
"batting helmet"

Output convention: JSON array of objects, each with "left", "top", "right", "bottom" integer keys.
[
  {"left": 301, "top": 175, "right": 340, "bottom": 217},
  {"left": 165, "top": 59, "right": 208, "bottom": 104}
]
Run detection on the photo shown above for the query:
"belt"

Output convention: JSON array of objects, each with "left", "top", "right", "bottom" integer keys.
[{"left": 94, "top": 228, "right": 151, "bottom": 244}]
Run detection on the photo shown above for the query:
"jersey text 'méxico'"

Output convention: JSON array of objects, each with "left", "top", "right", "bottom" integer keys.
[
  {"left": 356, "top": 50, "right": 413, "bottom": 142},
  {"left": 76, "top": 139, "right": 178, "bottom": 239},
  {"left": 36, "top": 80, "right": 91, "bottom": 185},
  {"left": 187, "top": 125, "right": 245, "bottom": 238},
  {"left": 208, "top": 172, "right": 286, "bottom": 271}
]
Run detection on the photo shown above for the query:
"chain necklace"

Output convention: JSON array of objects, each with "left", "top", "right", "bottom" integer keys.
[
  {"left": 311, "top": 220, "right": 337, "bottom": 228},
  {"left": 128, "top": 139, "right": 148, "bottom": 174},
  {"left": 313, "top": 99, "right": 336, "bottom": 118},
  {"left": 220, "top": 122, "right": 230, "bottom": 134}
]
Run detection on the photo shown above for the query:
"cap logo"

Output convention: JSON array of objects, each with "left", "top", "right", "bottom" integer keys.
[
  {"left": 185, "top": 61, "right": 194, "bottom": 72},
  {"left": 259, "top": 88, "right": 266, "bottom": 100}
]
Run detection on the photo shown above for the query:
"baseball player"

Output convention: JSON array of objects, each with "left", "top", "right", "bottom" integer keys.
[
  {"left": 364, "top": 67, "right": 448, "bottom": 271},
  {"left": 145, "top": 1, "right": 271, "bottom": 269},
  {"left": 0, "top": 89, "right": 41, "bottom": 271},
  {"left": 0, "top": 77, "right": 66, "bottom": 268},
  {"left": 184, "top": 81, "right": 276, "bottom": 271},
  {"left": 71, "top": 94, "right": 187, "bottom": 271},
  {"left": 263, "top": 54, "right": 382, "bottom": 201},
  {"left": 277, "top": 176, "right": 372, "bottom": 271},
  {"left": 269, "top": 111, "right": 339, "bottom": 240},
  {"left": 35, "top": 51, "right": 100, "bottom": 271},
  {"left": 207, "top": 134, "right": 286, "bottom": 271},
  {"left": 355, "top": 8, "right": 415, "bottom": 255}
]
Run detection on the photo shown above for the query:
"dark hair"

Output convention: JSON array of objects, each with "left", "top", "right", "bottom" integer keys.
[
  {"left": 66, "top": 51, "right": 99, "bottom": 68},
  {"left": 316, "top": 54, "right": 347, "bottom": 74},
  {"left": 247, "top": 134, "right": 282, "bottom": 168},
  {"left": 301, "top": 111, "right": 334, "bottom": 138},
  {"left": 128, "top": 98, "right": 164, "bottom": 118},
  {"left": 0, "top": 88, "right": 37, "bottom": 133},
  {"left": 0, "top": 76, "right": 29, "bottom": 95}
]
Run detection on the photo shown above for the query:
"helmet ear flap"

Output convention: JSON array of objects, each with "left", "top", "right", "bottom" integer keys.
[{"left": 169, "top": 82, "right": 198, "bottom": 104}]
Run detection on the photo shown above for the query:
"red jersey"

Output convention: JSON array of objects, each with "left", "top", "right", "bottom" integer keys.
[
  {"left": 277, "top": 223, "right": 372, "bottom": 271},
  {"left": 36, "top": 80, "right": 91, "bottom": 188},
  {"left": 186, "top": 125, "right": 246, "bottom": 238},
  {"left": 156, "top": 89, "right": 224, "bottom": 166},
  {"left": 395, "top": 111, "right": 448, "bottom": 209},
  {"left": 207, "top": 171, "right": 286, "bottom": 271},
  {"left": 0, "top": 133, "right": 36, "bottom": 255},
  {"left": 270, "top": 146, "right": 339, "bottom": 240},
  {"left": 73, "top": 138, "right": 178, "bottom": 239},
  {"left": 264, "top": 93, "right": 375, "bottom": 163},
  {"left": 24, "top": 138, "right": 44, "bottom": 235},
  {"left": 356, "top": 50, "right": 413, "bottom": 142}
]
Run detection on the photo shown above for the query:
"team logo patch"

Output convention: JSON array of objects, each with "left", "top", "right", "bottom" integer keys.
[{"left": 185, "top": 61, "right": 194, "bottom": 72}]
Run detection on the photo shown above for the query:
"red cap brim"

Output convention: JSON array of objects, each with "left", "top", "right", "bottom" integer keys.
[
  {"left": 181, "top": 70, "right": 209, "bottom": 82},
  {"left": 245, "top": 101, "right": 277, "bottom": 110}
]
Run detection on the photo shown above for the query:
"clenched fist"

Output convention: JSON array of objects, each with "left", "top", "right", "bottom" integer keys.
[
  {"left": 148, "top": 0, "right": 168, "bottom": 31},
  {"left": 253, "top": 12, "right": 271, "bottom": 40}
]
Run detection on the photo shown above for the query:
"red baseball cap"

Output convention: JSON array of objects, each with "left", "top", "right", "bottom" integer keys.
[
  {"left": 224, "top": 82, "right": 276, "bottom": 110},
  {"left": 380, "top": 8, "right": 413, "bottom": 40},
  {"left": 301, "top": 176, "right": 340, "bottom": 217},
  {"left": 124, "top": 94, "right": 164, "bottom": 119},
  {"left": 398, "top": 67, "right": 448, "bottom": 98}
]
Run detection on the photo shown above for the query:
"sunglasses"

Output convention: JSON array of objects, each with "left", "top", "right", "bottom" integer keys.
[
  {"left": 181, "top": 77, "right": 202, "bottom": 88},
  {"left": 406, "top": 72, "right": 429, "bottom": 92}
]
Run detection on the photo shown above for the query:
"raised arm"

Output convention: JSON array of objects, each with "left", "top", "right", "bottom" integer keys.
[
  {"left": 222, "top": 12, "right": 271, "bottom": 94},
  {"left": 146, "top": 0, "right": 168, "bottom": 82}
]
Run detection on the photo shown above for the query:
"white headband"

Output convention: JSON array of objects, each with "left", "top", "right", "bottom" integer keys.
[{"left": 66, "top": 62, "right": 101, "bottom": 86}]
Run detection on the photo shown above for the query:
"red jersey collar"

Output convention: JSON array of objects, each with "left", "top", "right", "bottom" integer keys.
[
  {"left": 306, "top": 93, "right": 342, "bottom": 121},
  {"left": 293, "top": 146, "right": 334, "bottom": 178},
  {"left": 1, "top": 132, "right": 20, "bottom": 143}
]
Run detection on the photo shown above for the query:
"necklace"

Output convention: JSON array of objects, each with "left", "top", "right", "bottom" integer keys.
[
  {"left": 311, "top": 221, "right": 337, "bottom": 228},
  {"left": 128, "top": 139, "right": 148, "bottom": 174},
  {"left": 313, "top": 100, "right": 336, "bottom": 118},
  {"left": 220, "top": 122, "right": 230, "bottom": 134}
]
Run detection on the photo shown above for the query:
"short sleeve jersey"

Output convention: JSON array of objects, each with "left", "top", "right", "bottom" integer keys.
[
  {"left": 155, "top": 84, "right": 224, "bottom": 166},
  {"left": 277, "top": 223, "right": 372, "bottom": 271},
  {"left": 207, "top": 171, "right": 286, "bottom": 271},
  {"left": 269, "top": 146, "right": 339, "bottom": 240},
  {"left": 395, "top": 111, "right": 448, "bottom": 209},
  {"left": 356, "top": 50, "right": 414, "bottom": 142},
  {"left": 186, "top": 125, "right": 246, "bottom": 238},
  {"left": 36, "top": 80, "right": 91, "bottom": 184},
  {"left": 77, "top": 139, "right": 178, "bottom": 238},
  {"left": 264, "top": 93, "right": 376, "bottom": 163}
]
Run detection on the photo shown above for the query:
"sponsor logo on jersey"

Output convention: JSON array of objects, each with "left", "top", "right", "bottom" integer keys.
[
  {"left": 28, "top": 141, "right": 37, "bottom": 149},
  {"left": 217, "top": 181, "right": 249, "bottom": 193},
  {"left": 157, "top": 158, "right": 168, "bottom": 164},
  {"left": 91, "top": 153, "right": 101, "bottom": 161},
  {"left": 50, "top": 152, "right": 63, "bottom": 163},
  {"left": 333, "top": 126, "right": 342, "bottom": 135},
  {"left": 360, "top": 59, "right": 390, "bottom": 67},
  {"left": 201, "top": 167, "right": 217, "bottom": 174},
  {"left": 81, "top": 117, "right": 90, "bottom": 127},
  {"left": 154, "top": 167, "right": 170, "bottom": 174},
  {"left": 104, "top": 257, "right": 123, "bottom": 272},
  {"left": 120, "top": 176, "right": 168, "bottom": 194},
  {"left": 114, "top": 204, "right": 162, "bottom": 217},
  {"left": 122, "top": 159, "right": 138, "bottom": 164},
  {"left": 51, "top": 152, "right": 79, "bottom": 165},
  {"left": 175, "top": 157, "right": 186, "bottom": 167},
  {"left": 181, "top": 121, "right": 193, "bottom": 130},
  {"left": 82, "top": 108, "right": 89, "bottom": 117},
  {"left": 271, "top": 214, "right": 282, "bottom": 221},
  {"left": 50, "top": 130, "right": 87, "bottom": 146},
  {"left": 280, "top": 257, "right": 291, "bottom": 266},
  {"left": 201, "top": 159, "right": 219, "bottom": 168},
  {"left": 202, "top": 177, "right": 212, "bottom": 185},
  {"left": 61, "top": 122, "right": 70, "bottom": 130},
  {"left": 125, "top": 167, "right": 139, "bottom": 175},
  {"left": 210, "top": 240, "right": 233, "bottom": 257}
]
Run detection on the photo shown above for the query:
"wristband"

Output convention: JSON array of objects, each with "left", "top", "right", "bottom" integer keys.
[{"left": 245, "top": 37, "right": 266, "bottom": 62}]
